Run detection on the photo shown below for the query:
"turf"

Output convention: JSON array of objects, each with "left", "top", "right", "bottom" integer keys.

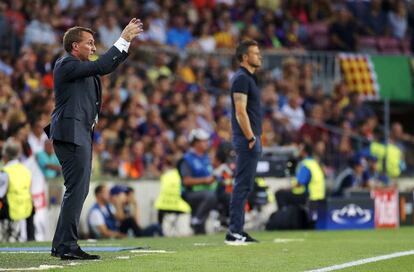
[{"left": 1, "top": 227, "right": 413, "bottom": 271}]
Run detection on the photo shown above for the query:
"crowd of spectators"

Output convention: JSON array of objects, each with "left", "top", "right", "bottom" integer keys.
[
  {"left": 0, "top": 0, "right": 414, "bottom": 182},
  {"left": 3, "top": 0, "right": 414, "bottom": 55}
]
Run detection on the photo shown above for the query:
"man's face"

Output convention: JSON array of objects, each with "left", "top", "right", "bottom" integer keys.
[
  {"left": 73, "top": 31, "right": 96, "bottom": 61},
  {"left": 355, "top": 164, "right": 364, "bottom": 175},
  {"left": 99, "top": 186, "right": 110, "bottom": 203},
  {"left": 194, "top": 139, "right": 209, "bottom": 153},
  {"left": 245, "top": 45, "right": 262, "bottom": 68}
]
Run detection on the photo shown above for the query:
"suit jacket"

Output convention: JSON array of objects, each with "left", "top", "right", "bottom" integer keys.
[{"left": 46, "top": 46, "right": 128, "bottom": 146}]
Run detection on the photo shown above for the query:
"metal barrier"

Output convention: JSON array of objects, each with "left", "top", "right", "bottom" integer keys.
[{"left": 135, "top": 46, "right": 341, "bottom": 94}]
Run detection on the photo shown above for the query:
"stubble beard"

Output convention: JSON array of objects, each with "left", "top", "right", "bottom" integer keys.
[{"left": 249, "top": 60, "right": 261, "bottom": 69}]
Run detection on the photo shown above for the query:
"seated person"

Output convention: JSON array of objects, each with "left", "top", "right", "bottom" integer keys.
[
  {"left": 87, "top": 184, "right": 125, "bottom": 239},
  {"left": 35, "top": 140, "right": 61, "bottom": 180},
  {"left": 122, "top": 186, "right": 162, "bottom": 237},
  {"left": 332, "top": 156, "right": 366, "bottom": 197},
  {"left": 111, "top": 185, "right": 162, "bottom": 237},
  {"left": 179, "top": 129, "right": 218, "bottom": 234},
  {"left": 362, "top": 154, "right": 389, "bottom": 188}
]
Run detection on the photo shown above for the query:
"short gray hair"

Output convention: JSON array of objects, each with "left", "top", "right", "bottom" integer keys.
[{"left": 2, "top": 139, "right": 21, "bottom": 161}]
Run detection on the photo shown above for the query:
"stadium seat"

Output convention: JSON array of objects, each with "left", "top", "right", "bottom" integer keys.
[
  {"left": 306, "top": 22, "right": 329, "bottom": 50},
  {"left": 306, "top": 22, "right": 328, "bottom": 36},
  {"left": 400, "top": 39, "right": 412, "bottom": 55},
  {"left": 357, "top": 37, "right": 378, "bottom": 54},
  {"left": 377, "top": 37, "right": 402, "bottom": 54}
]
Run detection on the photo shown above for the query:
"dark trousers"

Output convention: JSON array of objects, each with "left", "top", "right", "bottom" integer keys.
[
  {"left": 52, "top": 140, "right": 92, "bottom": 250},
  {"left": 119, "top": 217, "right": 142, "bottom": 236},
  {"left": 120, "top": 217, "right": 163, "bottom": 237},
  {"left": 183, "top": 190, "right": 217, "bottom": 224},
  {"left": 229, "top": 136, "right": 261, "bottom": 233},
  {"left": 275, "top": 189, "right": 307, "bottom": 210}
]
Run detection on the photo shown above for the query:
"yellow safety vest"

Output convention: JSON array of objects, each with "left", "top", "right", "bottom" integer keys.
[
  {"left": 3, "top": 163, "right": 33, "bottom": 220},
  {"left": 370, "top": 142, "right": 402, "bottom": 178},
  {"left": 255, "top": 177, "right": 275, "bottom": 203},
  {"left": 292, "top": 159, "right": 325, "bottom": 201},
  {"left": 155, "top": 169, "right": 191, "bottom": 213}
]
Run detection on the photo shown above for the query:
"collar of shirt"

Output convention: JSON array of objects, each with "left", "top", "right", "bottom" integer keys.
[
  {"left": 239, "top": 66, "right": 258, "bottom": 84},
  {"left": 4, "top": 159, "right": 19, "bottom": 167}
]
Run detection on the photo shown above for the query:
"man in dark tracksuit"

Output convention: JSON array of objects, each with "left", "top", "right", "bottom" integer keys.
[
  {"left": 225, "top": 40, "right": 262, "bottom": 245},
  {"left": 46, "top": 19, "right": 142, "bottom": 260}
]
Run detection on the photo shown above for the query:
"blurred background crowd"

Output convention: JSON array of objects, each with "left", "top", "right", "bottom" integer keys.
[{"left": 0, "top": 0, "right": 414, "bottom": 184}]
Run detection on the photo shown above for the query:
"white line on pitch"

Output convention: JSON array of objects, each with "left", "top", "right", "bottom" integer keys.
[
  {"left": 0, "top": 265, "right": 64, "bottom": 271},
  {"left": 129, "top": 250, "right": 175, "bottom": 254},
  {"left": 306, "top": 250, "right": 414, "bottom": 272},
  {"left": 0, "top": 252, "right": 48, "bottom": 254},
  {"left": 273, "top": 238, "right": 305, "bottom": 243}
]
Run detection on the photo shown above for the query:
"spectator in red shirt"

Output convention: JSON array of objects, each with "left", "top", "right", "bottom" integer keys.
[{"left": 297, "top": 104, "right": 329, "bottom": 145}]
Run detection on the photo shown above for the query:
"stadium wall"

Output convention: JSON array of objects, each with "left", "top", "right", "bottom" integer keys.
[{"left": 43, "top": 178, "right": 414, "bottom": 241}]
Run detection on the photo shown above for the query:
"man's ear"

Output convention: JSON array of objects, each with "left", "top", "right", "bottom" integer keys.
[{"left": 72, "top": 42, "right": 78, "bottom": 51}]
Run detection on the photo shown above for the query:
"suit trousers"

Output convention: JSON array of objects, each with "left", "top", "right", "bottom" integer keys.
[
  {"left": 52, "top": 140, "right": 92, "bottom": 250},
  {"left": 229, "top": 136, "right": 261, "bottom": 234}
]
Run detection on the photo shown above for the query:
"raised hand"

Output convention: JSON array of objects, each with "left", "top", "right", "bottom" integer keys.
[{"left": 121, "top": 18, "right": 143, "bottom": 42}]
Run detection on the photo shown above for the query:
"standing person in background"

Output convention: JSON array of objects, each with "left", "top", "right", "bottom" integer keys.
[
  {"left": 46, "top": 19, "right": 143, "bottom": 260},
  {"left": 35, "top": 140, "right": 61, "bottom": 180},
  {"left": 0, "top": 139, "right": 34, "bottom": 241},
  {"left": 226, "top": 40, "right": 262, "bottom": 245}
]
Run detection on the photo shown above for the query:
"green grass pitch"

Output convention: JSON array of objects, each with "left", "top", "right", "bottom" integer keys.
[{"left": 1, "top": 227, "right": 414, "bottom": 271}]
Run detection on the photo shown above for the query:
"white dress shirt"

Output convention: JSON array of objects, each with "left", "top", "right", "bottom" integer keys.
[{"left": 113, "top": 37, "right": 131, "bottom": 53}]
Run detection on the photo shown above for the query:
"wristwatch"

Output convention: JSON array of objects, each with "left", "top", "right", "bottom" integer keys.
[{"left": 248, "top": 136, "right": 256, "bottom": 143}]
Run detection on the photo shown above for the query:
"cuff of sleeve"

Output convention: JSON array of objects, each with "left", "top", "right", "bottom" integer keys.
[{"left": 113, "top": 37, "right": 131, "bottom": 53}]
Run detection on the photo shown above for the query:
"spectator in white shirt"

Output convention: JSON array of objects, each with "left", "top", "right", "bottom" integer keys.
[
  {"left": 28, "top": 119, "right": 48, "bottom": 155},
  {"left": 388, "top": 1, "right": 407, "bottom": 40},
  {"left": 98, "top": 15, "right": 122, "bottom": 49},
  {"left": 24, "top": 7, "right": 57, "bottom": 46},
  {"left": 87, "top": 184, "right": 125, "bottom": 239},
  {"left": 281, "top": 92, "right": 305, "bottom": 131}
]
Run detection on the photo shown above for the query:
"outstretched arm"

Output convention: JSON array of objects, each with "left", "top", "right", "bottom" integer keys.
[{"left": 58, "top": 18, "right": 143, "bottom": 81}]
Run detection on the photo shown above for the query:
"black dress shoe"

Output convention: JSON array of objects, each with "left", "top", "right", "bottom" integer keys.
[
  {"left": 51, "top": 248, "right": 59, "bottom": 257},
  {"left": 60, "top": 247, "right": 100, "bottom": 260}
]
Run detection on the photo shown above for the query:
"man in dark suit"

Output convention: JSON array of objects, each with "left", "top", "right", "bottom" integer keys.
[{"left": 46, "top": 18, "right": 143, "bottom": 260}]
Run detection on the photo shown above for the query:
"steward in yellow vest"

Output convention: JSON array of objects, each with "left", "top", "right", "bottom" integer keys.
[
  {"left": 369, "top": 122, "right": 406, "bottom": 180},
  {"left": 370, "top": 141, "right": 403, "bottom": 179},
  {"left": 155, "top": 168, "right": 191, "bottom": 213},
  {"left": 275, "top": 144, "right": 325, "bottom": 209},
  {"left": 0, "top": 140, "right": 33, "bottom": 221}
]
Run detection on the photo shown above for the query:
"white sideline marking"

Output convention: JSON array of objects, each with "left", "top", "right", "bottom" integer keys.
[
  {"left": 193, "top": 243, "right": 213, "bottom": 246},
  {"left": 224, "top": 241, "right": 249, "bottom": 246},
  {"left": 0, "top": 252, "right": 47, "bottom": 254},
  {"left": 306, "top": 250, "right": 414, "bottom": 272},
  {"left": 67, "top": 262, "right": 81, "bottom": 266},
  {"left": 116, "top": 256, "right": 130, "bottom": 259},
  {"left": 79, "top": 243, "right": 120, "bottom": 246},
  {"left": 129, "top": 250, "right": 175, "bottom": 254},
  {"left": 273, "top": 238, "right": 305, "bottom": 243},
  {"left": 0, "top": 265, "right": 64, "bottom": 271}
]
